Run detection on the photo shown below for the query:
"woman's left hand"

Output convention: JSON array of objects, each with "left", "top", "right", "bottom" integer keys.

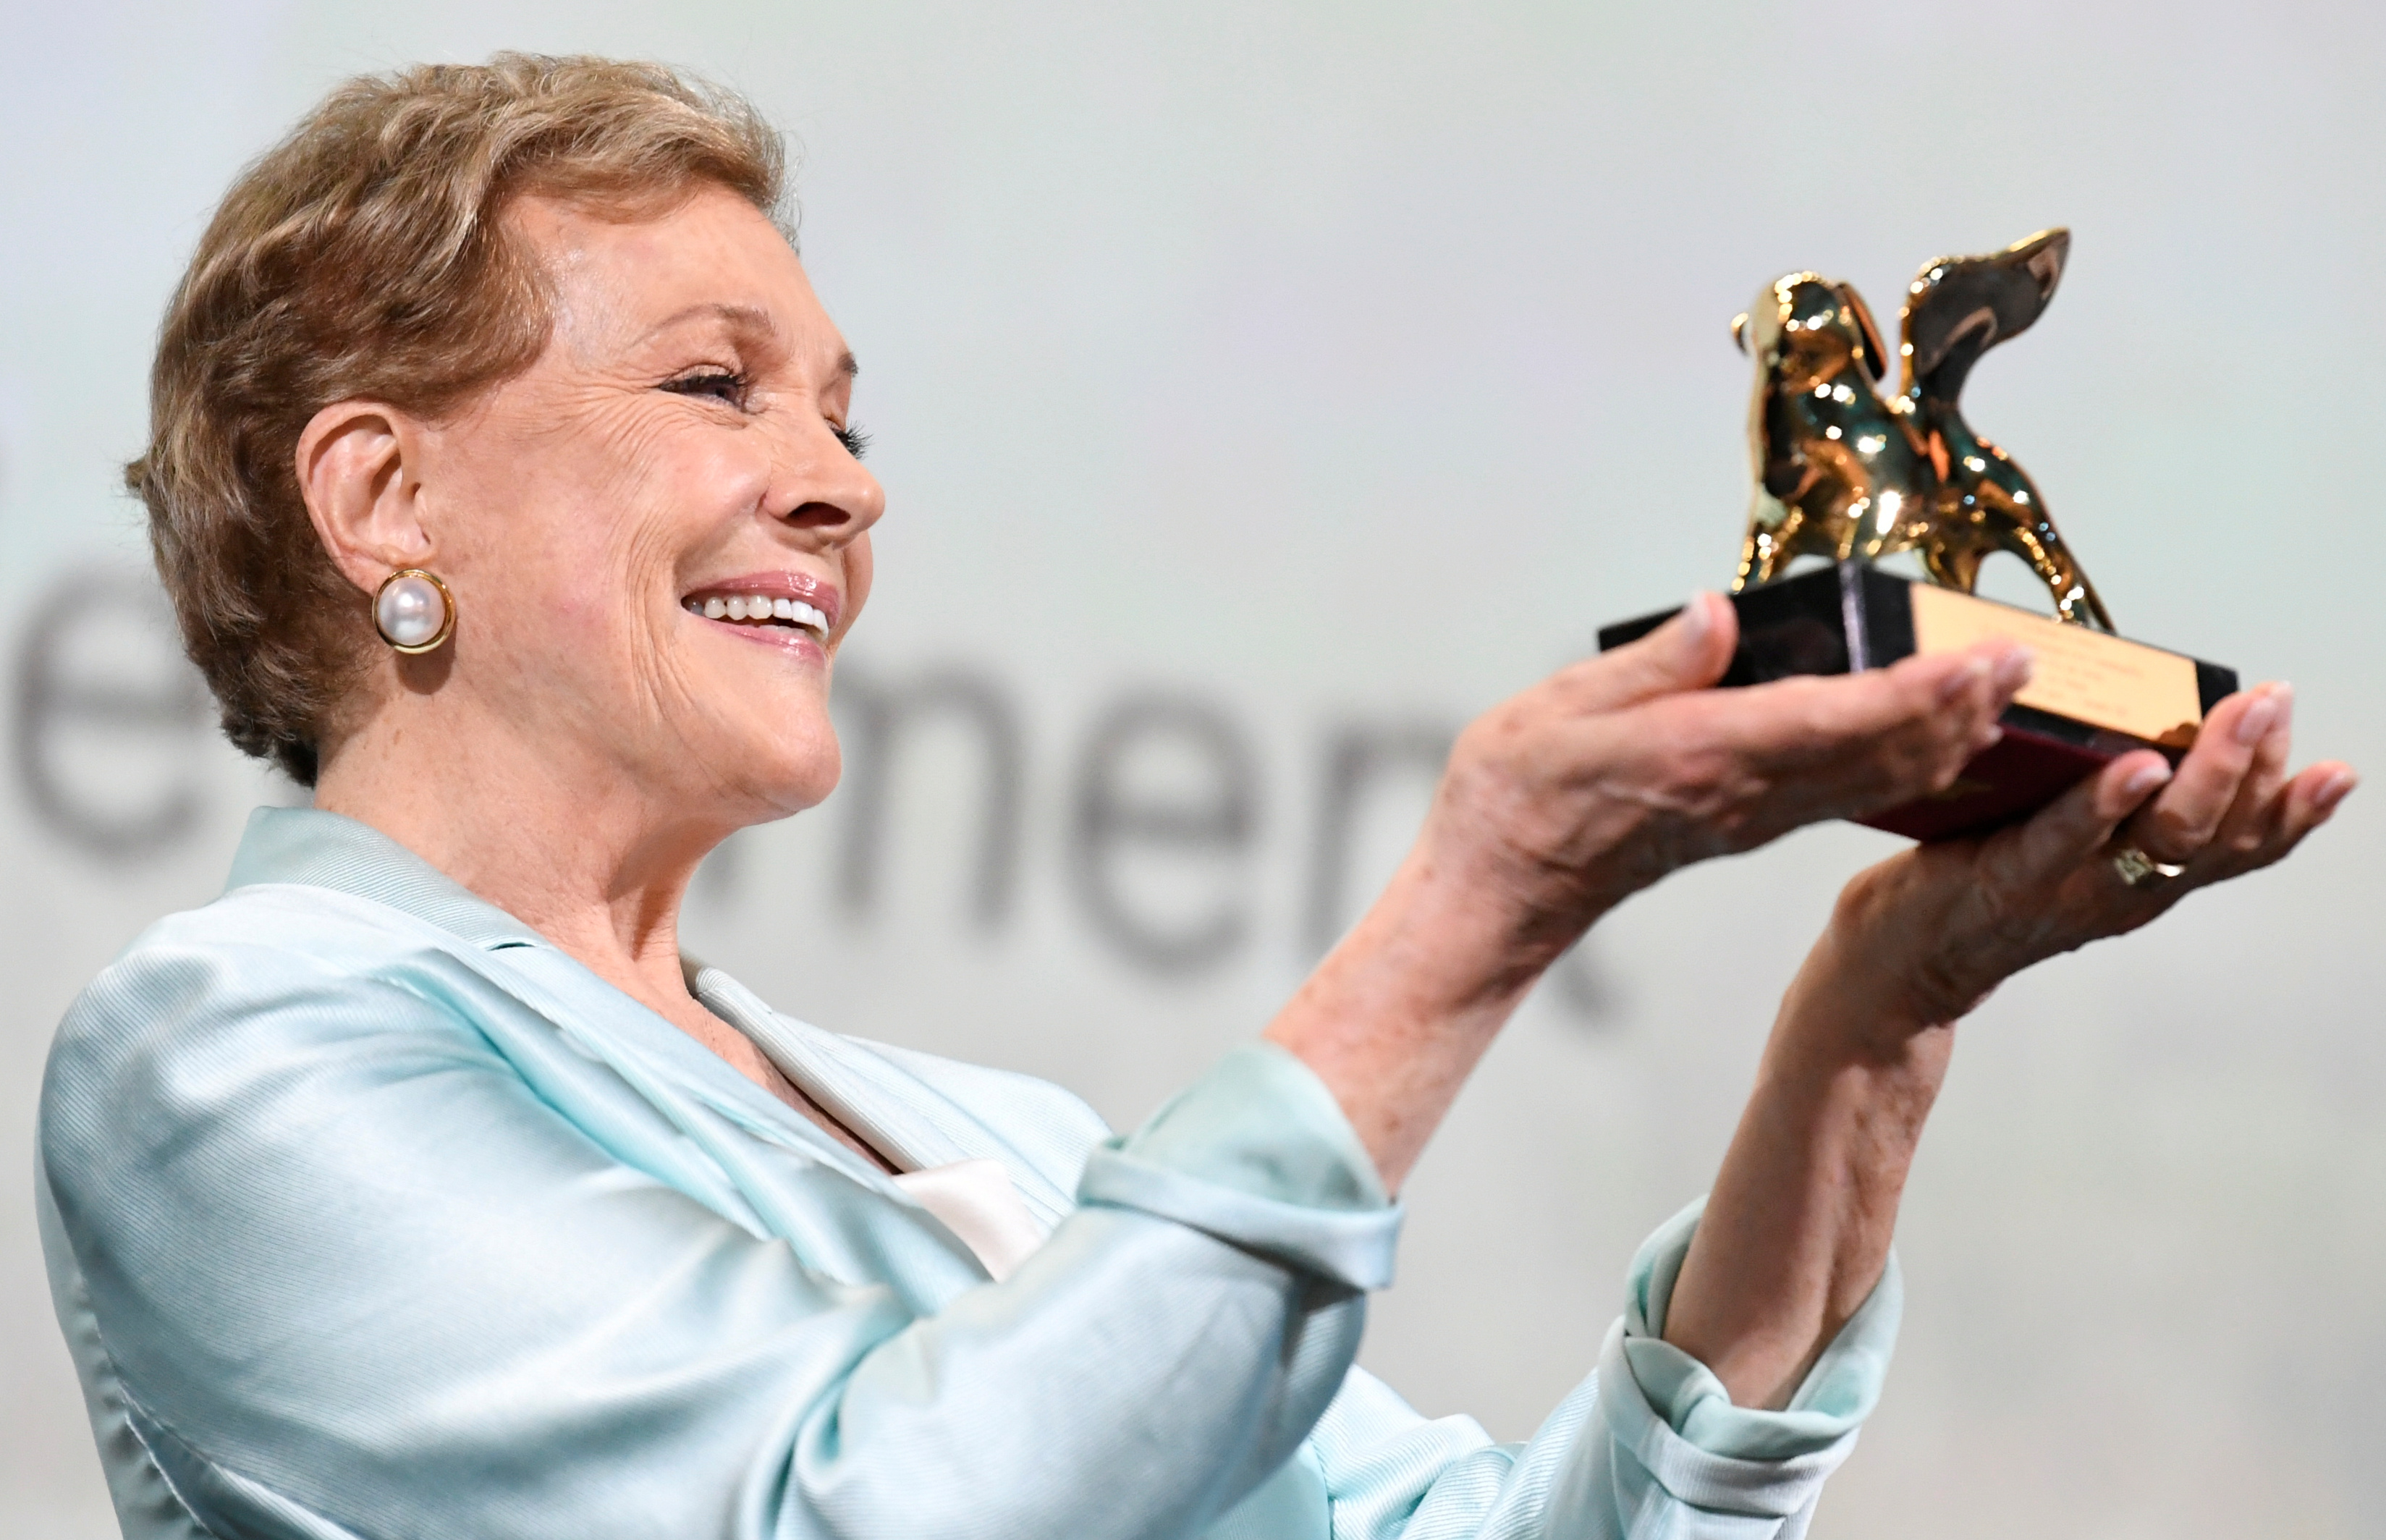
[
  {"left": 1666, "top": 682, "right": 2355, "bottom": 1409},
  {"left": 1833, "top": 682, "right": 2357, "bottom": 1029}
]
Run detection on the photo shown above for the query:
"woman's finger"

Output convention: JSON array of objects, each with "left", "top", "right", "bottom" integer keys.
[
  {"left": 2249, "top": 761, "right": 2358, "bottom": 868},
  {"left": 2208, "top": 690, "right": 2298, "bottom": 861},
  {"left": 1989, "top": 749, "right": 2173, "bottom": 890},
  {"left": 1712, "top": 640, "right": 2028, "bottom": 771},
  {"left": 1552, "top": 593, "right": 1738, "bottom": 713},
  {"left": 2131, "top": 685, "right": 2287, "bottom": 863},
  {"left": 1612, "top": 642, "right": 2022, "bottom": 839}
]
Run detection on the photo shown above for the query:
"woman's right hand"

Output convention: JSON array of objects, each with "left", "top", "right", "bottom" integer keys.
[
  {"left": 1418, "top": 591, "right": 2032, "bottom": 970},
  {"left": 1267, "top": 591, "right": 2032, "bottom": 1188}
]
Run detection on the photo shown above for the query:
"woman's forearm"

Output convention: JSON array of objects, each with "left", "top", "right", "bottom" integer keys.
[
  {"left": 1264, "top": 839, "right": 1554, "bottom": 1193},
  {"left": 1659, "top": 918, "right": 1955, "bottom": 1409}
]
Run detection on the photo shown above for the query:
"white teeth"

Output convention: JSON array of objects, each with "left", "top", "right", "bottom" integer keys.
[{"left": 688, "top": 592, "right": 829, "bottom": 629}]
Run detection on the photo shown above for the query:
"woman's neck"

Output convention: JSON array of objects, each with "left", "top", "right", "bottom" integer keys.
[
  {"left": 313, "top": 700, "right": 722, "bottom": 1022},
  {"left": 311, "top": 704, "right": 900, "bottom": 1173}
]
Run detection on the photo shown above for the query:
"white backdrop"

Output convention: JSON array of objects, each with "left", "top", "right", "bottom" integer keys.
[{"left": 5, "top": 4, "right": 2383, "bottom": 1536}]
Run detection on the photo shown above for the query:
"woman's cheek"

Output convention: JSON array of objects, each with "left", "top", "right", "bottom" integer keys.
[{"left": 837, "top": 533, "right": 874, "bottom": 644}]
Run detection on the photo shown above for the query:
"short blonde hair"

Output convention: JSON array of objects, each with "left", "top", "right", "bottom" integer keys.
[{"left": 130, "top": 54, "right": 786, "bottom": 784}]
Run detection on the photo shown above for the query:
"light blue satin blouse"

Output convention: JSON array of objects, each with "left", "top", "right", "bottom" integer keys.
[{"left": 37, "top": 808, "right": 1900, "bottom": 1539}]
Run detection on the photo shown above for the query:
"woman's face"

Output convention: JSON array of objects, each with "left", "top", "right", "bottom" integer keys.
[{"left": 408, "top": 185, "right": 883, "bottom": 830}]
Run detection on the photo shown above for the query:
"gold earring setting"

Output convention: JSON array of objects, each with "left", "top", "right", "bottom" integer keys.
[{"left": 374, "top": 569, "right": 454, "bottom": 653}]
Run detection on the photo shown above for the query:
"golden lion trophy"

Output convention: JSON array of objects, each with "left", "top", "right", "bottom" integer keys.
[
  {"left": 1732, "top": 229, "right": 2110, "bottom": 630},
  {"left": 1599, "top": 230, "right": 2238, "bottom": 840}
]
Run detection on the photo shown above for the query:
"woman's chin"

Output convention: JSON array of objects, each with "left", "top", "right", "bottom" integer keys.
[
  {"left": 707, "top": 740, "right": 842, "bottom": 823},
  {"left": 653, "top": 681, "right": 841, "bottom": 821}
]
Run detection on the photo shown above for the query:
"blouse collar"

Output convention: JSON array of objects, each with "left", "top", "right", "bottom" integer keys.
[
  {"left": 216, "top": 805, "right": 1080, "bottom": 1221},
  {"left": 224, "top": 805, "right": 549, "bottom": 951}
]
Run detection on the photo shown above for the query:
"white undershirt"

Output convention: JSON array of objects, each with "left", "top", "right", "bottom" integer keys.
[{"left": 891, "top": 1158, "right": 1049, "bottom": 1282}]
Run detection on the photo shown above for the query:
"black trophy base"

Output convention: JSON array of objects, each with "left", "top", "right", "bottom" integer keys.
[{"left": 1596, "top": 564, "right": 2238, "bottom": 841}]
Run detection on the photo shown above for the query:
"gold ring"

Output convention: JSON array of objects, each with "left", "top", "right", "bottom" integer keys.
[{"left": 2111, "top": 845, "right": 2187, "bottom": 887}]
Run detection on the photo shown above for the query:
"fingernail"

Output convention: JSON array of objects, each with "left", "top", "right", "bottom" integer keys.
[
  {"left": 2233, "top": 690, "right": 2280, "bottom": 746},
  {"left": 1675, "top": 593, "right": 1713, "bottom": 645},
  {"left": 2267, "top": 682, "right": 2296, "bottom": 737},
  {"left": 1939, "top": 655, "right": 1992, "bottom": 703},
  {"left": 1993, "top": 646, "right": 2036, "bottom": 693},
  {"left": 2124, "top": 760, "right": 2173, "bottom": 796},
  {"left": 2317, "top": 769, "right": 2357, "bottom": 811}
]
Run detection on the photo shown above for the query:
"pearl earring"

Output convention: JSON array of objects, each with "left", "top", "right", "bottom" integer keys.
[{"left": 373, "top": 569, "right": 455, "bottom": 654}]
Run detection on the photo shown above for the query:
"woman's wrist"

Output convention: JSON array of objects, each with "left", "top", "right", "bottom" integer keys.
[
  {"left": 1264, "top": 833, "right": 1581, "bottom": 1189},
  {"left": 1801, "top": 858, "right": 2002, "bottom": 1055}
]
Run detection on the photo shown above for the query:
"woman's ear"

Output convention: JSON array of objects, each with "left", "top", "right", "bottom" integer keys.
[{"left": 296, "top": 399, "right": 433, "bottom": 593}]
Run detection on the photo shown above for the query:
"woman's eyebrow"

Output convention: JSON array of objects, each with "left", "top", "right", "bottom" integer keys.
[{"left": 643, "top": 300, "right": 784, "bottom": 344}]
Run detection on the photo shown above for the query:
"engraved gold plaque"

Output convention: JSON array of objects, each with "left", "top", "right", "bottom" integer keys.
[{"left": 1907, "top": 585, "right": 2201, "bottom": 748}]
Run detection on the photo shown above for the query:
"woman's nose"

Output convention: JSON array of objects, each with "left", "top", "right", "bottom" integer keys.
[{"left": 771, "top": 423, "right": 886, "bottom": 541}]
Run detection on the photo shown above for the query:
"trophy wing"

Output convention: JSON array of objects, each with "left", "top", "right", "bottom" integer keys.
[{"left": 1901, "top": 228, "right": 2070, "bottom": 403}]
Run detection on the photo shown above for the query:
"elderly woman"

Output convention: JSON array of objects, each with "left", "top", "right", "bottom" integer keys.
[{"left": 37, "top": 55, "right": 2349, "bottom": 1540}]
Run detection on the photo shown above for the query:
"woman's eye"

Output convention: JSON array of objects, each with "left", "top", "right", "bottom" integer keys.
[
  {"left": 661, "top": 371, "right": 749, "bottom": 407},
  {"left": 834, "top": 423, "right": 873, "bottom": 462}
]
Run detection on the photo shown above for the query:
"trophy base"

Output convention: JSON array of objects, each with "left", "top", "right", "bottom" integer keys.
[{"left": 1596, "top": 564, "right": 2241, "bottom": 842}]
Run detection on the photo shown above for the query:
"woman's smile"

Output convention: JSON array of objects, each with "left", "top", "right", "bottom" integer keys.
[{"left": 681, "top": 570, "right": 842, "bottom": 659}]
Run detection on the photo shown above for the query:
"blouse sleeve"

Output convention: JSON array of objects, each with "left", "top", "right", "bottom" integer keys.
[
  {"left": 1291, "top": 1201, "right": 1902, "bottom": 1540},
  {"left": 37, "top": 921, "right": 1397, "bottom": 1540}
]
